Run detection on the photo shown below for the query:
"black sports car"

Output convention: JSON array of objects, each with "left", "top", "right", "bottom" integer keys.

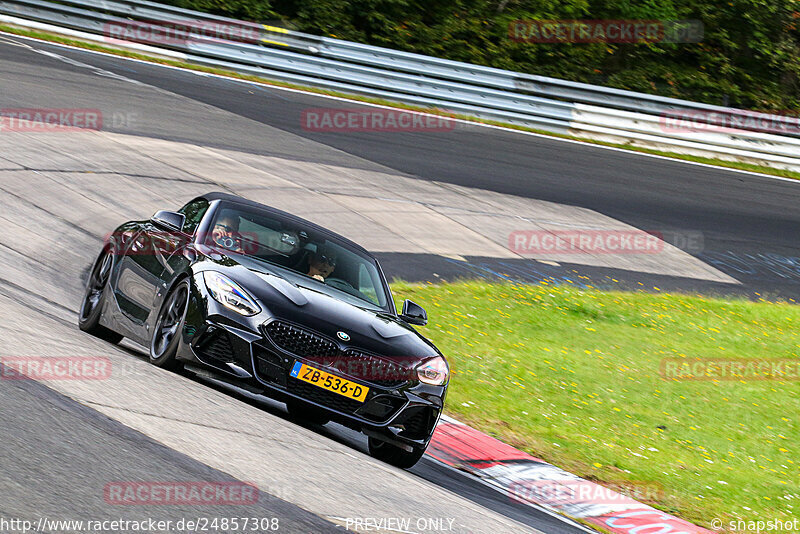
[{"left": 79, "top": 192, "right": 449, "bottom": 468}]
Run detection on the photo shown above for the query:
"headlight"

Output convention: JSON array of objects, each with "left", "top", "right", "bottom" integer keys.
[
  {"left": 203, "top": 271, "right": 261, "bottom": 316},
  {"left": 416, "top": 356, "right": 449, "bottom": 386}
]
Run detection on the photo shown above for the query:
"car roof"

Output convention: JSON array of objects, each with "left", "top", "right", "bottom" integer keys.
[{"left": 199, "top": 192, "right": 373, "bottom": 257}]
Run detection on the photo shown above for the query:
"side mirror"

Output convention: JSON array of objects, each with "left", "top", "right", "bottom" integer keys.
[
  {"left": 400, "top": 299, "right": 427, "bottom": 326},
  {"left": 150, "top": 210, "right": 185, "bottom": 232}
]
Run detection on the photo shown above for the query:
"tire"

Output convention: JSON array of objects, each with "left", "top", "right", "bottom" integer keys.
[
  {"left": 149, "top": 278, "right": 190, "bottom": 371},
  {"left": 368, "top": 437, "right": 426, "bottom": 469},
  {"left": 285, "top": 399, "right": 331, "bottom": 426},
  {"left": 78, "top": 249, "right": 123, "bottom": 344}
]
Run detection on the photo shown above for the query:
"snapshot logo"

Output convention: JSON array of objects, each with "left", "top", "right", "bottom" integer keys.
[
  {"left": 0, "top": 108, "right": 102, "bottom": 132},
  {"left": 660, "top": 109, "right": 800, "bottom": 136},
  {"left": 660, "top": 357, "right": 800, "bottom": 381},
  {"left": 104, "top": 481, "right": 259, "bottom": 505},
  {"left": 509, "top": 479, "right": 664, "bottom": 506},
  {"left": 0, "top": 356, "right": 111, "bottom": 381},
  {"left": 104, "top": 20, "right": 261, "bottom": 46},
  {"left": 509, "top": 19, "right": 703, "bottom": 43},
  {"left": 301, "top": 108, "right": 456, "bottom": 133},
  {"left": 713, "top": 519, "right": 800, "bottom": 532}
]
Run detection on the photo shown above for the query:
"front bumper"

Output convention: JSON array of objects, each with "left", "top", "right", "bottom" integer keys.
[{"left": 177, "top": 276, "right": 446, "bottom": 450}]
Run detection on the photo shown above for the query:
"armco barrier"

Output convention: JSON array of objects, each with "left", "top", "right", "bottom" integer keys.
[
  {"left": 1, "top": 0, "right": 799, "bottom": 171},
  {"left": 9, "top": 0, "right": 791, "bottom": 135},
  {"left": 570, "top": 105, "right": 800, "bottom": 170}
]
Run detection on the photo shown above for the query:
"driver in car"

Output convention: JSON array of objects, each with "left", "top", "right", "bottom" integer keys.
[
  {"left": 307, "top": 245, "right": 336, "bottom": 281},
  {"left": 211, "top": 214, "right": 245, "bottom": 253}
]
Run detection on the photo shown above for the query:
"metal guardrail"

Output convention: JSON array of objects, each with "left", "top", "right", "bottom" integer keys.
[
  {"left": 1, "top": 0, "right": 799, "bottom": 171},
  {"left": 10, "top": 0, "right": 793, "bottom": 136},
  {"left": 0, "top": 0, "right": 577, "bottom": 134}
]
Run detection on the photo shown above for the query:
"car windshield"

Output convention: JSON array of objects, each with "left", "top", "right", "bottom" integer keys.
[{"left": 206, "top": 203, "right": 389, "bottom": 309}]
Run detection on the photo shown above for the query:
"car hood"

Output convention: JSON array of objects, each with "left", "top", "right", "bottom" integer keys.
[{"left": 197, "top": 251, "right": 441, "bottom": 364}]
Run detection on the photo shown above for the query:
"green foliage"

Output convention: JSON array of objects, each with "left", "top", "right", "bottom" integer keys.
[
  {"left": 161, "top": 0, "right": 276, "bottom": 21},
  {"left": 390, "top": 280, "right": 800, "bottom": 525},
  {"left": 173, "top": 0, "right": 800, "bottom": 110}
]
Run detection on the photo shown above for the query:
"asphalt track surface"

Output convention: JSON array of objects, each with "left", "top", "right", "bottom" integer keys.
[
  {"left": 0, "top": 35, "right": 590, "bottom": 534},
  {"left": 0, "top": 367, "right": 341, "bottom": 533},
  {"left": 4, "top": 35, "right": 800, "bottom": 297},
  {"left": 0, "top": 32, "right": 798, "bottom": 534}
]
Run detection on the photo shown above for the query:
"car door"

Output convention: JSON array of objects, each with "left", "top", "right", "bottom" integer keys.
[
  {"left": 144, "top": 198, "right": 212, "bottom": 334},
  {"left": 147, "top": 228, "right": 193, "bottom": 321},
  {"left": 114, "top": 223, "right": 171, "bottom": 339},
  {"left": 114, "top": 199, "right": 210, "bottom": 342}
]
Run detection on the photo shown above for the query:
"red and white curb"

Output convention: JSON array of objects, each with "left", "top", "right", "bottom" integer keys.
[{"left": 428, "top": 415, "right": 712, "bottom": 534}]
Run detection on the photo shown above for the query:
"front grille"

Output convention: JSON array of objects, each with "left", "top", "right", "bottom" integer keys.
[
  {"left": 264, "top": 321, "right": 412, "bottom": 390},
  {"left": 265, "top": 321, "right": 338, "bottom": 359},
  {"left": 288, "top": 378, "right": 365, "bottom": 414},
  {"left": 342, "top": 349, "right": 410, "bottom": 388}
]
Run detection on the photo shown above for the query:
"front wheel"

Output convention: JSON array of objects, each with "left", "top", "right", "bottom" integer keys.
[
  {"left": 78, "top": 249, "right": 123, "bottom": 344},
  {"left": 368, "top": 437, "right": 426, "bottom": 469},
  {"left": 149, "top": 279, "right": 190, "bottom": 371}
]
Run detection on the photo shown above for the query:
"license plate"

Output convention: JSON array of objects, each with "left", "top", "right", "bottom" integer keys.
[{"left": 290, "top": 362, "right": 369, "bottom": 402}]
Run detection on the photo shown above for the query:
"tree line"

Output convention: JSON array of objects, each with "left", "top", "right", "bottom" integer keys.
[{"left": 166, "top": 0, "right": 800, "bottom": 111}]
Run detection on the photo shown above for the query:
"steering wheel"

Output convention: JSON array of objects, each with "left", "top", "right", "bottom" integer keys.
[
  {"left": 325, "top": 278, "right": 373, "bottom": 302},
  {"left": 324, "top": 277, "right": 355, "bottom": 291},
  {"left": 212, "top": 231, "right": 244, "bottom": 253}
]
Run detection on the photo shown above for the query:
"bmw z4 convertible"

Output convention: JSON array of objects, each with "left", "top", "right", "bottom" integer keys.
[{"left": 79, "top": 192, "right": 449, "bottom": 468}]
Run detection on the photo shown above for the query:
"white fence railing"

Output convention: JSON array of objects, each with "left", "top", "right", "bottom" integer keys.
[{"left": 1, "top": 0, "right": 798, "bottom": 171}]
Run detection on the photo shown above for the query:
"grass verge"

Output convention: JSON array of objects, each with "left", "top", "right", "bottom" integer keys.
[
  {"left": 391, "top": 280, "right": 798, "bottom": 531},
  {"left": 1, "top": 23, "right": 800, "bottom": 182}
]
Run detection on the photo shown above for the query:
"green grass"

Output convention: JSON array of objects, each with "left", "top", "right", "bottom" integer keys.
[
  {"left": 391, "top": 280, "right": 799, "bottom": 530},
  {"left": 2, "top": 23, "right": 800, "bottom": 183}
]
